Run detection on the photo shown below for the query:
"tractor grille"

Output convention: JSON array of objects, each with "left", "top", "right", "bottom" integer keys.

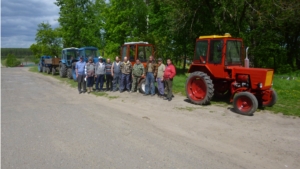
[{"left": 265, "top": 70, "right": 273, "bottom": 86}]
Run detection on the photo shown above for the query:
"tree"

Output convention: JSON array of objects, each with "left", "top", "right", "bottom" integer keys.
[{"left": 6, "top": 53, "right": 21, "bottom": 67}]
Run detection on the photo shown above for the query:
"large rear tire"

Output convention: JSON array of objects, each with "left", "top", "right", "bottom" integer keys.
[
  {"left": 42, "top": 66, "right": 46, "bottom": 73},
  {"left": 233, "top": 92, "right": 258, "bottom": 116},
  {"left": 60, "top": 64, "right": 67, "bottom": 78},
  {"left": 185, "top": 71, "right": 214, "bottom": 105},
  {"left": 262, "top": 88, "right": 277, "bottom": 107},
  {"left": 138, "top": 79, "right": 146, "bottom": 94},
  {"left": 67, "top": 68, "right": 72, "bottom": 79}
]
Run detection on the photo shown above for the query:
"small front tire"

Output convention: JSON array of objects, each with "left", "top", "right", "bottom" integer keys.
[{"left": 233, "top": 92, "right": 258, "bottom": 116}]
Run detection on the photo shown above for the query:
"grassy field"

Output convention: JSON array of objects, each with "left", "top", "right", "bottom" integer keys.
[{"left": 29, "top": 66, "right": 300, "bottom": 117}]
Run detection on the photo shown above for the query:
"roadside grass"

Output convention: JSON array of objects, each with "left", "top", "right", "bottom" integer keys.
[{"left": 29, "top": 66, "right": 119, "bottom": 100}]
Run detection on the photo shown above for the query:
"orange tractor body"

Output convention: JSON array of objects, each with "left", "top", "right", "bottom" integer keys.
[{"left": 186, "top": 33, "right": 277, "bottom": 115}]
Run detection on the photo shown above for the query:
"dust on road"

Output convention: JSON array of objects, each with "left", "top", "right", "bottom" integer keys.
[{"left": 2, "top": 67, "right": 300, "bottom": 169}]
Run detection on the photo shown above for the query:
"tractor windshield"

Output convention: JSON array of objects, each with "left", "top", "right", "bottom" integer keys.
[
  {"left": 66, "top": 50, "right": 78, "bottom": 60},
  {"left": 84, "top": 49, "right": 98, "bottom": 58},
  {"left": 194, "top": 40, "right": 208, "bottom": 63},
  {"left": 138, "top": 45, "right": 152, "bottom": 62},
  {"left": 226, "top": 40, "right": 242, "bottom": 65}
]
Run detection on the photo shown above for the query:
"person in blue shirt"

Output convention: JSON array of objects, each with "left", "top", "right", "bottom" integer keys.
[{"left": 76, "top": 57, "right": 87, "bottom": 94}]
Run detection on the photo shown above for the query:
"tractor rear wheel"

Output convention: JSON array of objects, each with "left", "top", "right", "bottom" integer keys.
[
  {"left": 42, "top": 66, "right": 46, "bottom": 73},
  {"left": 52, "top": 67, "right": 56, "bottom": 76},
  {"left": 59, "top": 64, "right": 67, "bottom": 78},
  {"left": 262, "top": 88, "right": 277, "bottom": 107},
  {"left": 185, "top": 71, "right": 214, "bottom": 105},
  {"left": 233, "top": 92, "right": 258, "bottom": 116},
  {"left": 67, "top": 68, "right": 72, "bottom": 79},
  {"left": 138, "top": 79, "right": 146, "bottom": 94}
]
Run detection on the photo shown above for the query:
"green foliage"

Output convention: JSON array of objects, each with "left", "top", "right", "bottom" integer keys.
[
  {"left": 5, "top": 54, "right": 21, "bottom": 67},
  {"left": 1, "top": 48, "right": 33, "bottom": 59}
]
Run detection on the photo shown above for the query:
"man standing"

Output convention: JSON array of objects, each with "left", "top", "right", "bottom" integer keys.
[
  {"left": 120, "top": 56, "right": 132, "bottom": 93},
  {"left": 131, "top": 58, "right": 144, "bottom": 93},
  {"left": 85, "top": 57, "right": 95, "bottom": 94},
  {"left": 75, "top": 56, "right": 86, "bottom": 94},
  {"left": 163, "top": 59, "right": 176, "bottom": 101},
  {"left": 95, "top": 58, "right": 106, "bottom": 92},
  {"left": 111, "top": 56, "right": 122, "bottom": 92},
  {"left": 105, "top": 58, "right": 113, "bottom": 92},
  {"left": 144, "top": 55, "right": 157, "bottom": 96},
  {"left": 156, "top": 58, "right": 165, "bottom": 98}
]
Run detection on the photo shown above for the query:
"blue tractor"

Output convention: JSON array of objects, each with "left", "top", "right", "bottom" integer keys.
[
  {"left": 59, "top": 47, "right": 79, "bottom": 78},
  {"left": 70, "top": 46, "right": 105, "bottom": 81},
  {"left": 38, "top": 56, "right": 52, "bottom": 73}
]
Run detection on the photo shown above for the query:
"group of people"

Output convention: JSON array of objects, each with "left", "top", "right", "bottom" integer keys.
[{"left": 75, "top": 56, "right": 176, "bottom": 101}]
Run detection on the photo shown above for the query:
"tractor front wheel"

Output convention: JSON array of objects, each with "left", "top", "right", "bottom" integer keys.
[
  {"left": 262, "top": 88, "right": 277, "bottom": 107},
  {"left": 52, "top": 67, "right": 56, "bottom": 76},
  {"left": 138, "top": 79, "right": 146, "bottom": 94},
  {"left": 67, "top": 68, "right": 72, "bottom": 79},
  {"left": 233, "top": 92, "right": 258, "bottom": 116},
  {"left": 185, "top": 71, "right": 214, "bottom": 105},
  {"left": 46, "top": 67, "right": 50, "bottom": 74}
]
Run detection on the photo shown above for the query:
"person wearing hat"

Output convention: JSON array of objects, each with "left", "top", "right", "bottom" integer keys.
[
  {"left": 95, "top": 57, "right": 106, "bottom": 92},
  {"left": 156, "top": 58, "right": 165, "bottom": 97},
  {"left": 131, "top": 58, "right": 145, "bottom": 93},
  {"left": 75, "top": 56, "right": 87, "bottom": 94},
  {"left": 85, "top": 57, "right": 95, "bottom": 93}
]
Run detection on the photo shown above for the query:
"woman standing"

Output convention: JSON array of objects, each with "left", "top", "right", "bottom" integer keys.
[{"left": 85, "top": 57, "right": 95, "bottom": 94}]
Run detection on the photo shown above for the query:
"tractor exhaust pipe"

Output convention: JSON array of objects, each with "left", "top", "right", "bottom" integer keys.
[{"left": 245, "top": 47, "right": 249, "bottom": 68}]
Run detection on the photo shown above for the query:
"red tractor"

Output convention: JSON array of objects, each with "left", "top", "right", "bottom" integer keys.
[
  {"left": 186, "top": 33, "right": 277, "bottom": 115},
  {"left": 120, "top": 41, "right": 155, "bottom": 93}
]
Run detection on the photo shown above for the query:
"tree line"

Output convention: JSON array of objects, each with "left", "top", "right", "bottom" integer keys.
[
  {"left": 1, "top": 48, "right": 33, "bottom": 58},
  {"left": 30, "top": 0, "right": 300, "bottom": 73}
]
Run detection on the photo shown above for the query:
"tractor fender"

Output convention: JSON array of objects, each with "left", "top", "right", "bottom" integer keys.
[{"left": 60, "top": 59, "right": 67, "bottom": 64}]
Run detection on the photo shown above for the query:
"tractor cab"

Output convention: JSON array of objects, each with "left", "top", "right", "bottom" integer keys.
[
  {"left": 78, "top": 46, "right": 104, "bottom": 63},
  {"left": 120, "top": 42, "right": 154, "bottom": 66},
  {"left": 61, "top": 47, "right": 79, "bottom": 67},
  {"left": 190, "top": 33, "right": 244, "bottom": 79}
]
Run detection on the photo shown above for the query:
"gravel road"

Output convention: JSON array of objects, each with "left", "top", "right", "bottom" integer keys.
[{"left": 2, "top": 67, "right": 300, "bottom": 169}]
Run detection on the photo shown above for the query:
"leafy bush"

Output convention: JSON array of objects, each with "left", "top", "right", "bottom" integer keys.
[
  {"left": 6, "top": 54, "right": 21, "bottom": 67},
  {"left": 276, "top": 64, "right": 294, "bottom": 74}
]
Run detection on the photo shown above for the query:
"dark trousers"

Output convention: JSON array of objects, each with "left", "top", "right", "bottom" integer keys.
[
  {"left": 106, "top": 74, "right": 113, "bottom": 91},
  {"left": 164, "top": 79, "right": 173, "bottom": 99},
  {"left": 86, "top": 76, "right": 94, "bottom": 87},
  {"left": 113, "top": 73, "right": 121, "bottom": 91},
  {"left": 77, "top": 74, "right": 86, "bottom": 92},
  {"left": 120, "top": 74, "right": 131, "bottom": 91},
  {"left": 96, "top": 74, "right": 105, "bottom": 90}
]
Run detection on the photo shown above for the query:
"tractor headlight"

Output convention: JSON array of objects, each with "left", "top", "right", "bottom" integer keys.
[{"left": 258, "top": 83, "right": 263, "bottom": 89}]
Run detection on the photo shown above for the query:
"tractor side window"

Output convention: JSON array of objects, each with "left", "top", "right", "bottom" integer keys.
[
  {"left": 194, "top": 40, "right": 208, "bottom": 63},
  {"left": 122, "top": 46, "right": 127, "bottom": 60},
  {"left": 226, "top": 41, "right": 242, "bottom": 65},
  {"left": 138, "top": 46, "right": 152, "bottom": 62},
  {"left": 129, "top": 45, "right": 135, "bottom": 62},
  {"left": 209, "top": 40, "right": 223, "bottom": 64}
]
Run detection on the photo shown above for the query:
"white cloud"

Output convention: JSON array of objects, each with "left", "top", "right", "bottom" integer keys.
[{"left": 1, "top": 0, "right": 60, "bottom": 48}]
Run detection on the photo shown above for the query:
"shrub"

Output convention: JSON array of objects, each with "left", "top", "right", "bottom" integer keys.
[{"left": 6, "top": 54, "right": 21, "bottom": 67}]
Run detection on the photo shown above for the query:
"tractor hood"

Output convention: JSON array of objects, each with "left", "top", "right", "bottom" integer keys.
[{"left": 230, "top": 67, "right": 274, "bottom": 90}]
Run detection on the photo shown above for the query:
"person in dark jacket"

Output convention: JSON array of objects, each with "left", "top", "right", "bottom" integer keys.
[
  {"left": 144, "top": 56, "right": 157, "bottom": 96},
  {"left": 163, "top": 59, "right": 176, "bottom": 101},
  {"left": 85, "top": 57, "right": 95, "bottom": 94},
  {"left": 105, "top": 58, "right": 113, "bottom": 91},
  {"left": 120, "top": 56, "right": 132, "bottom": 92}
]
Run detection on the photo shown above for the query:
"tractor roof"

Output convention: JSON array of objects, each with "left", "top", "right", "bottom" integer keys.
[
  {"left": 78, "top": 46, "right": 98, "bottom": 50},
  {"left": 199, "top": 33, "right": 232, "bottom": 39},
  {"left": 124, "top": 41, "right": 149, "bottom": 45},
  {"left": 63, "top": 47, "right": 78, "bottom": 50}
]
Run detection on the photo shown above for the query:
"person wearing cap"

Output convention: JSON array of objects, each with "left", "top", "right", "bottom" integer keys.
[
  {"left": 163, "top": 59, "right": 176, "bottom": 101},
  {"left": 75, "top": 56, "right": 87, "bottom": 94},
  {"left": 120, "top": 56, "right": 132, "bottom": 92},
  {"left": 111, "top": 56, "right": 122, "bottom": 92},
  {"left": 131, "top": 58, "right": 144, "bottom": 93},
  {"left": 85, "top": 57, "right": 95, "bottom": 93},
  {"left": 144, "top": 55, "right": 157, "bottom": 96},
  {"left": 95, "top": 57, "right": 106, "bottom": 92},
  {"left": 105, "top": 58, "right": 113, "bottom": 91},
  {"left": 156, "top": 58, "right": 165, "bottom": 98}
]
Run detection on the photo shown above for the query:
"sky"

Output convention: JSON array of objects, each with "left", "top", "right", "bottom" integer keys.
[{"left": 1, "top": 0, "right": 60, "bottom": 48}]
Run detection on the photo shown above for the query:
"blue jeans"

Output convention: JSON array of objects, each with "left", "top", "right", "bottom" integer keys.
[
  {"left": 120, "top": 74, "right": 131, "bottom": 91},
  {"left": 113, "top": 73, "right": 121, "bottom": 91},
  {"left": 96, "top": 74, "right": 105, "bottom": 90},
  {"left": 145, "top": 72, "right": 155, "bottom": 95},
  {"left": 157, "top": 78, "right": 164, "bottom": 95}
]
